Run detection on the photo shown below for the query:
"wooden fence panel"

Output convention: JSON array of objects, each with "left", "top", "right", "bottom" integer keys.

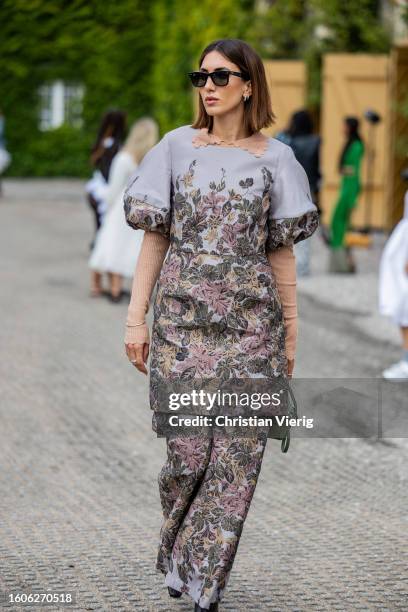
[{"left": 321, "top": 54, "right": 390, "bottom": 231}]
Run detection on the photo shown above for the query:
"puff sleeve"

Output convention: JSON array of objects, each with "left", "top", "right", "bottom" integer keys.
[
  {"left": 266, "top": 145, "right": 319, "bottom": 252},
  {"left": 123, "top": 133, "right": 172, "bottom": 238}
]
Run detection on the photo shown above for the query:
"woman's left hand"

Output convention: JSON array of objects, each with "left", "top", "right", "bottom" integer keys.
[{"left": 287, "top": 358, "right": 295, "bottom": 378}]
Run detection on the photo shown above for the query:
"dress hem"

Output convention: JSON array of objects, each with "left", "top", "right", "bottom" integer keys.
[{"left": 156, "top": 563, "right": 222, "bottom": 610}]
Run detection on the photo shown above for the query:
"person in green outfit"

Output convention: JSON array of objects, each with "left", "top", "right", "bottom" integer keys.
[{"left": 329, "top": 116, "right": 364, "bottom": 273}]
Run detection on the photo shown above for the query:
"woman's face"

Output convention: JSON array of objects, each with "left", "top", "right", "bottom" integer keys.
[{"left": 198, "top": 50, "right": 251, "bottom": 118}]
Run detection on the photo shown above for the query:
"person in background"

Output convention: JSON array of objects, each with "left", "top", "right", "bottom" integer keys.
[
  {"left": 378, "top": 169, "right": 408, "bottom": 379},
  {"left": 275, "top": 109, "right": 321, "bottom": 276},
  {"left": 0, "top": 109, "right": 11, "bottom": 196},
  {"left": 89, "top": 117, "right": 159, "bottom": 302},
  {"left": 328, "top": 116, "right": 364, "bottom": 273},
  {"left": 86, "top": 109, "right": 127, "bottom": 297}
]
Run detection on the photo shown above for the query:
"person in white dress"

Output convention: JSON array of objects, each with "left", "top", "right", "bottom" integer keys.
[
  {"left": 378, "top": 175, "right": 408, "bottom": 379},
  {"left": 89, "top": 117, "right": 159, "bottom": 302},
  {"left": 86, "top": 109, "right": 127, "bottom": 297}
]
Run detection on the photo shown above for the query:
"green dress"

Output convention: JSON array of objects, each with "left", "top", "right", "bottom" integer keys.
[{"left": 330, "top": 139, "right": 364, "bottom": 248}]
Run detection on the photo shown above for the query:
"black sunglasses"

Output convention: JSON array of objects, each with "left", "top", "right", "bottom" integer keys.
[{"left": 188, "top": 69, "right": 249, "bottom": 88}]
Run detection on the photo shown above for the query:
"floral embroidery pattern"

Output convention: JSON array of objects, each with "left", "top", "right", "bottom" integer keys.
[
  {"left": 124, "top": 194, "right": 171, "bottom": 237},
  {"left": 157, "top": 433, "right": 268, "bottom": 608},
  {"left": 123, "top": 152, "right": 319, "bottom": 608},
  {"left": 266, "top": 211, "right": 320, "bottom": 250}
]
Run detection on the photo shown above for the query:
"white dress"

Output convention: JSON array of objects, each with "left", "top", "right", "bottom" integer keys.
[
  {"left": 85, "top": 169, "right": 108, "bottom": 217},
  {"left": 85, "top": 137, "right": 118, "bottom": 220},
  {"left": 89, "top": 150, "right": 144, "bottom": 278},
  {"left": 378, "top": 190, "right": 408, "bottom": 326}
]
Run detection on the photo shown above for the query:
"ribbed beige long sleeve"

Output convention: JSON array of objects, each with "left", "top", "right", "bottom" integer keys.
[
  {"left": 124, "top": 231, "right": 170, "bottom": 345},
  {"left": 266, "top": 245, "right": 297, "bottom": 360}
]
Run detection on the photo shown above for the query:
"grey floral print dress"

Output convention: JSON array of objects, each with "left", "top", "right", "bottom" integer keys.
[{"left": 123, "top": 124, "right": 319, "bottom": 609}]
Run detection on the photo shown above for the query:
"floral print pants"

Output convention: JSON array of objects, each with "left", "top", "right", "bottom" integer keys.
[{"left": 156, "top": 432, "right": 268, "bottom": 609}]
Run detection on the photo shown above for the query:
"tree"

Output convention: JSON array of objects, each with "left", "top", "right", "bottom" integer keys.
[{"left": 0, "top": 0, "right": 154, "bottom": 176}]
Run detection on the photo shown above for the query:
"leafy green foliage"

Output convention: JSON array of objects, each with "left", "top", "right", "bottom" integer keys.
[
  {"left": 13, "top": 125, "right": 93, "bottom": 177},
  {"left": 246, "top": 0, "right": 311, "bottom": 58},
  {"left": 151, "top": 0, "right": 253, "bottom": 134},
  {"left": 305, "top": 0, "right": 391, "bottom": 106},
  {"left": 0, "top": 0, "right": 154, "bottom": 176},
  {"left": 0, "top": 0, "right": 391, "bottom": 175},
  {"left": 247, "top": 0, "right": 390, "bottom": 109}
]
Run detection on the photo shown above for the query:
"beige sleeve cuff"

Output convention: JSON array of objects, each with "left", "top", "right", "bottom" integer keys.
[
  {"left": 266, "top": 245, "right": 297, "bottom": 361},
  {"left": 124, "top": 323, "right": 150, "bottom": 345},
  {"left": 124, "top": 231, "right": 170, "bottom": 345}
]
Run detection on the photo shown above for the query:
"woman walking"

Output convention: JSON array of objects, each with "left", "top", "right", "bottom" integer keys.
[
  {"left": 89, "top": 118, "right": 159, "bottom": 302},
  {"left": 329, "top": 116, "right": 364, "bottom": 273},
  {"left": 86, "top": 109, "right": 127, "bottom": 296},
  {"left": 123, "top": 39, "right": 319, "bottom": 610}
]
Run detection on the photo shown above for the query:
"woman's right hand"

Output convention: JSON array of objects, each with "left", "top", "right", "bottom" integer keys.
[
  {"left": 125, "top": 341, "right": 150, "bottom": 375},
  {"left": 124, "top": 322, "right": 150, "bottom": 375}
]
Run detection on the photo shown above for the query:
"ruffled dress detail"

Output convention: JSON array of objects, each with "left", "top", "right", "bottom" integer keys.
[{"left": 192, "top": 126, "right": 270, "bottom": 158}]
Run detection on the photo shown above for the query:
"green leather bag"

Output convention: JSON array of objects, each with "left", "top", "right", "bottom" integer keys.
[{"left": 266, "top": 378, "right": 298, "bottom": 453}]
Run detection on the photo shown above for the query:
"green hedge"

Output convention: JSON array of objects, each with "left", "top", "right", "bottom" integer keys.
[
  {"left": 0, "top": 0, "right": 155, "bottom": 177},
  {"left": 0, "top": 0, "right": 391, "bottom": 177},
  {"left": 7, "top": 126, "right": 92, "bottom": 178}
]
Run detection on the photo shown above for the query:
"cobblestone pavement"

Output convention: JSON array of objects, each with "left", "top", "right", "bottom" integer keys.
[{"left": 0, "top": 180, "right": 407, "bottom": 612}]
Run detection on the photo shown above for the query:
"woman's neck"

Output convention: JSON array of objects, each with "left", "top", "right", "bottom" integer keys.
[{"left": 210, "top": 113, "right": 250, "bottom": 141}]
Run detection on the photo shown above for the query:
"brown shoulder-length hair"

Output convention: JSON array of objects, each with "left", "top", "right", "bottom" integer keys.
[{"left": 191, "top": 38, "right": 276, "bottom": 135}]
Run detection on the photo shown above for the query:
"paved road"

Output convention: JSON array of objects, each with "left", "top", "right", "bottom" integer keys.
[{"left": 0, "top": 180, "right": 407, "bottom": 611}]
